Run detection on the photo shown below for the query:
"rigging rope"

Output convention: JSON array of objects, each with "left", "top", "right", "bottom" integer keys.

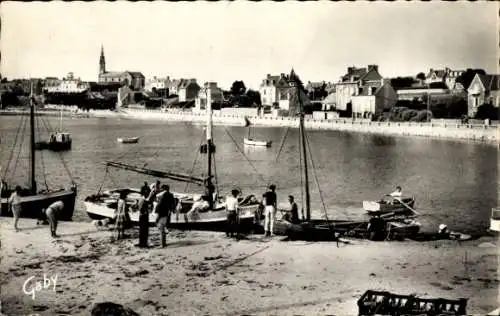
[
  {"left": 223, "top": 127, "right": 268, "bottom": 188},
  {"left": 36, "top": 114, "right": 49, "bottom": 191},
  {"left": 183, "top": 132, "right": 205, "bottom": 193},
  {"left": 2, "top": 114, "right": 26, "bottom": 181},
  {"left": 304, "top": 129, "right": 333, "bottom": 228},
  {"left": 298, "top": 127, "right": 305, "bottom": 219},
  {"left": 40, "top": 116, "right": 76, "bottom": 186},
  {"left": 11, "top": 115, "right": 29, "bottom": 183},
  {"left": 275, "top": 126, "right": 291, "bottom": 163}
]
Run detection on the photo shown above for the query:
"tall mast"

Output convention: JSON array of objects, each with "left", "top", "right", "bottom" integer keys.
[
  {"left": 294, "top": 72, "right": 311, "bottom": 221},
  {"left": 206, "top": 94, "right": 214, "bottom": 209},
  {"left": 29, "top": 82, "right": 37, "bottom": 194}
]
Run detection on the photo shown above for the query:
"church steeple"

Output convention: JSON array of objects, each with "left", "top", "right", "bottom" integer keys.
[{"left": 99, "top": 45, "right": 106, "bottom": 75}]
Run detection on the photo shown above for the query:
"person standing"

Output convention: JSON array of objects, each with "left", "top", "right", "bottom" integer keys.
[
  {"left": 44, "top": 200, "right": 65, "bottom": 238},
  {"left": 225, "top": 189, "right": 240, "bottom": 238},
  {"left": 8, "top": 186, "right": 22, "bottom": 232},
  {"left": 140, "top": 181, "right": 151, "bottom": 199},
  {"left": 263, "top": 184, "right": 277, "bottom": 237},
  {"left": 136, "top": 190, "right": 150, "bottom": 248},
  {"left": 115, "top": 191, "right": 128, "bottom": 240},
  {"left": 155, "top": 185, "right": 176, "bottom": 248}
]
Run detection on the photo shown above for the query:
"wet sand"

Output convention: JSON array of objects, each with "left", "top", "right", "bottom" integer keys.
[{"left": 0, "top": 218, "right": 498, "bottom": 315}]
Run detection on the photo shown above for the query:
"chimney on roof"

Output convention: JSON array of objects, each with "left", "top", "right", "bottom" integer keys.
[
  {"left": 368, "top": 65, "right": 378, "bottom": 72},
  {"left": 347, "top": 67, "right": 354, "bottom": 73}
]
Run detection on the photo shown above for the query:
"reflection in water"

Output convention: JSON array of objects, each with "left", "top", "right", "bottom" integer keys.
[{"left": 0, "top": 116, "right": 497, "bottom": 233}]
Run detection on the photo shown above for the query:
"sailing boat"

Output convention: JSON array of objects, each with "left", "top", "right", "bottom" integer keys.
[
  {"left": 263, "top": 69, "right": 420, "bottom": 241},
  {"left": 243, "top": 117, "right": 272, "bottom": 147},
  {"left": 34, "top": 105, "right": 72, "bottom": 151},
  {"left": 84, "top": 97, "right": 262, "bottom": 231},
  {"left": 0, "top": 83, "right": 77, "bottom": 221}
]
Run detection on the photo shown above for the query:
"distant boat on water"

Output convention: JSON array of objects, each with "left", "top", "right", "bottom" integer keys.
[
  {"left": 117, "top": 137, "right": 139, "bottom": 144},
  {"left": 243, "top": 117, "right": 272, "bottom": 147}
]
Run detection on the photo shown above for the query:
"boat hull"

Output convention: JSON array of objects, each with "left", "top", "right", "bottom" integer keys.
[
  {"left": 117, "top": 137, "right": 139, "bottom": 144},
  {"left": 490, "top": 208, "right": 500, "bottom": 233},
  {"left": 35, "top": 140, "right": 72, "bottom": 151},
  {"left": 363, "top": 197, "right": 416, "bottom": 216},
  {"left": 243, "top": 138, "right": 272, "bottom": 147},
  {"left": 0, "top": 189, "right": 77, "bottom": 221},
  {"left": 84, "top": 189, "right": 261, "bottom": 233}
]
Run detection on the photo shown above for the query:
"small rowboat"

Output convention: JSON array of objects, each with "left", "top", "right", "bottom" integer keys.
[
  {"left": 363, "top": 196, "right": 416, "bottom": 216},
  {"left": 117, "top": 137, "right": 139, "bottom": 144},
  {"left": 243, "top": 138, "right": 272, "bottom": 147}
]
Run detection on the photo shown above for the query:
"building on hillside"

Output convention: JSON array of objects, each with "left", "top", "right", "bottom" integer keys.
[
  {"left": 43, "top": 77, "right": 61, "bottom": 91},
  {"left": 45, "top": 72, "right": 89, "bottom": 93},
  {"left": 305, "top": 81, "right": 328, "bottom": 101},
  {"left": 467, "top": 73, "right": 500, "bottom": 117},
  {"left": 351, "top": 82, "right": 397, "bottom": 118},
  {"left": 195, "top": 82, "right": 223, "bottom": 111},
  {"left": 97, "top": 45, "right": 145, "bottom": 90},
  {"left": 259, "top": 73, "right": 294, "bottom": 107},
  {"left": 425, "top": 67, "right": 465, "bottom": 90},
  {"left": 178, "top": 79, "right": 200, "bottom": 102},
  {"left": 334, "top": 65, "right": 384, "bottom": 111},
  {"left": 396, "top": 86, "right": 451, "bottom": 103},
  {"left": 145, "top": 76, "right": 171, "bottom": 93},
  {"left": 322, "top": 90, "right": 336, "bottom": 110}
]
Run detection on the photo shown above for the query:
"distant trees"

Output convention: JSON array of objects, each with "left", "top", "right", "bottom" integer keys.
[
  {"left": 416, "top": 72, "right": 426, "bottom": 81},
  {"left": 456, "top": 69, "right": 486, "bottom": 90},
  {"left": 475, "top": 103, "right": 498, "bottom": 120},
  {"left": 390, "top": 77, "right": 417, "bottom": 90},
  {"left": 226, "top": 81, "right": 261, "bottom": 107},
  {"left": 230, "top": 80, "right": 246, "bottom": 96}
]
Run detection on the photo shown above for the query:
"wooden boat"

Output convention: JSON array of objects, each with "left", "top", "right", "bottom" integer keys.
[
  {"left": 243, "top": 117, "right": 271, "bottom": 147},
  {"left": 357, "top": 290, "right": 467, "bottom": 316},
  {"left": 363, "top": 196, "right": 416, "bottom": 216},
  {"left": 85, "top": 98, "right": 261, "bottom": 231},
  {"left": 35, "top": 132, "right": 72, "bottom": 151},
  {"left": 84, "top": 188, "right": 259, "bottom": 232},
  {"left": 489, "top": 208, "right": 500, "bottom": 233},
  {"left": 0, "top": 84, "right": 77, "bottom": 221},
  {"left": 117, "top": 137, "right": 139, "bottom": 144},
  {"left": 243, "top": 138, "right": 272, "bottom": 147}
]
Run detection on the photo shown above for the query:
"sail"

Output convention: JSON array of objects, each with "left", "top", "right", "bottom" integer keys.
[{"left": 105, "top": 161, "right": 206, "bottom": 186}]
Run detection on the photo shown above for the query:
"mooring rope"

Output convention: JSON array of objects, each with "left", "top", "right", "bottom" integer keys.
[{"left": 2, "top": 114, "right": 26, "bottom": 181}]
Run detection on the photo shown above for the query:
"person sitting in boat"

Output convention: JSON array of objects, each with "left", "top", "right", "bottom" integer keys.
[
  {"left": 388, "top": 186, "right": 403, "bottom": 204},
  {"left": 438, "top": 224, "right": 451, "bottom": 239}
]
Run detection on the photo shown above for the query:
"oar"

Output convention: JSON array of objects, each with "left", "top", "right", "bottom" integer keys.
[{"left": 398, "top": 197, "right": 421, "bottom": 216}]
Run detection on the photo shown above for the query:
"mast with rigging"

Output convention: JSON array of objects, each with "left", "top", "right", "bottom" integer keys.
[{"left": 29, "top": 82, "right": 37, "bottom": 194}]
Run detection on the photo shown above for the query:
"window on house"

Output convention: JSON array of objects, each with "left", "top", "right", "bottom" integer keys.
[
  {"left": 358, "top": 87, "right": 362, "bottom": 95},
  {"left": 371, "top": 87, "right": 377, "bottom": 95}
]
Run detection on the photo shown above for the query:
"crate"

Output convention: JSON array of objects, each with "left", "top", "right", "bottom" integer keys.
[{"left": 357, "top": 290, "right": 467, "bottom": 315}]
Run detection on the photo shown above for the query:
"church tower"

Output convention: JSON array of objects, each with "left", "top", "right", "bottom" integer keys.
[{"left": 99, "top": 45, "right": 106, "bottom": 75}]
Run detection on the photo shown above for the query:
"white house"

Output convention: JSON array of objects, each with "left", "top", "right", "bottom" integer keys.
[
  {"left": 45, "top": 72, "right": 89, "bottom": 93},
  {"left": 425, "top": 67, "right": 465, "bottom": 90},
  {"left": 195, "top": 82, "right": 223, "bottom": 112},
  {"left": 259, "top": 73, "right": 293, "bottom": 107},
  {"left": 351, "top": 82, "right": 397, "bottom": 118},
  {"left": 467, "top": 73, "right": 500, "bottom": 117},
  {"left": 334, "top": 65, "right": 384, "bottom": 112},
  {"left": 145, "top": 76, "right": 171, "bottom": 92}
]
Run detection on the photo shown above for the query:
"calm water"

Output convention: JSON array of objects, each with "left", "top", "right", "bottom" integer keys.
[{"left": 0, "top": 115, "right": 497, "bottom": 234}]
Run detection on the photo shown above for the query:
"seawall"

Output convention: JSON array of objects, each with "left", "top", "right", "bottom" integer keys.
[{"left": 115, "top": 109, "right": 499, "bottom": 144}]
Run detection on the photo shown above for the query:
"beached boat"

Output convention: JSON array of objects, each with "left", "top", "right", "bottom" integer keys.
[
  {"left": 35, "top": 132, "right": 72, "bottom": 151},
  {"left": 85, "top": 97, "right": 261, "bottom": 231},
  {"left": 0, "top": 84, "right": 77, "bottom": 221},
  {"left": 489, "top": 208, "right": 500, "bottom": 233},
  {"left": 243, "top": 138, "right": 272, "bottom": 147},
  {"left": 363, "top": 196, "right": 416, "bottom": 216},
  {"left": 117, "top": 137, "right": 139, "bottom": 144},
  {"left": 84, "top": 188, "right": 259, "bottom": 231}
]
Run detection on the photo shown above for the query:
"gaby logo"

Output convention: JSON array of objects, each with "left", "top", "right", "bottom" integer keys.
[{"left": 22, "top": 274, "right": 58, "bottom": 300}]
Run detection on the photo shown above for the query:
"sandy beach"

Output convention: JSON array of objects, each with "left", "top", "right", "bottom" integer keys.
[{"left": 0, "top": 218, "right": 498, "bottom": 315}]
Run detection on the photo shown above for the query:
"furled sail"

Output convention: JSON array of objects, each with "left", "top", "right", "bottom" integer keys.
[{"left": 105, "top": 161, "right": 206, "bottom": 186}]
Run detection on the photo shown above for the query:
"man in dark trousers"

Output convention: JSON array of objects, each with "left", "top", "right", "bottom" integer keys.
[
  {"left": 135, "top": 189, "right": 150, "bottom": 248},
  {"left": 155, "top": 185, "right": 176, "bottom": 248},
  {"left": 263, "top": 184, "right": 277, "bottom": 237}
]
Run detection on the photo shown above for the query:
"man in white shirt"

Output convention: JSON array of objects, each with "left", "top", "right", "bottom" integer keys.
[
  {"left": 389, "top": 186, "right": 402, "bottom": 204},
  {"left": 225, "top": 189, "right": 240, "bottom": 239}
]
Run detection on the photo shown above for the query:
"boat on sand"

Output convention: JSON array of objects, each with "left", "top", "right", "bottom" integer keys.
[{"left": 363, "top": 195, "right": 416, "bottom": 216}]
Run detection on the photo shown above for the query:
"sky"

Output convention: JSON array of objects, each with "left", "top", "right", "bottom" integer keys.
[{"left": 1, "top": 2, "right": 498, "bottom": 90}]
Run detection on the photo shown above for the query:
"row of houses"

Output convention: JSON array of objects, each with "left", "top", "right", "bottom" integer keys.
[{"left": 258, "top": 65, "right": 499, "bottom": 118}]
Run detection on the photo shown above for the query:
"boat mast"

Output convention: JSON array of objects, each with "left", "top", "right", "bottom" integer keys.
[
  {"left": 206, "top": 96, "right": 214, "bottom": 209},
  {"left": 294, "top": 72, "right": 311, "bottom": 221},
  {"left": 29, "top": 82, "right": 37, "bottom": 194}
]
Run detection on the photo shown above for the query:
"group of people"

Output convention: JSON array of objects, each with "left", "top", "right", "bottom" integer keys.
[
  {"left": 224, "top": 184, "right": 301, "bottom": 239},
  {"left": 5, "top": 183, "right": 65, "bottom": 238},
  {"left": 114, "top": 180, "right": 177, "bottom": 248}
]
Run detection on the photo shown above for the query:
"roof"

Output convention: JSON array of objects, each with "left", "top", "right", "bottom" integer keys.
[
  {"left": 342, "top": 67, "right": 367, "bottom": 82},
  {"left": 477, "top": 74, "right": 500, "bottom": 91},
  {"left": 125, "top": 71, "right": 145, "bottom": 78},
  {"left": 322, "top": 93, "right": 336, "bottom": 104},
  {"left": 306, "top": 81, "right": 325, "bottom": 89}
]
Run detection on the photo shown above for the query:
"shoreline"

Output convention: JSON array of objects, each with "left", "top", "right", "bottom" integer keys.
[
  {"left": 0, "top": 218, "right": 498, "bottom": 315},
  {"left": 1, "top": 108, "right": 498, "bottom": 144}
]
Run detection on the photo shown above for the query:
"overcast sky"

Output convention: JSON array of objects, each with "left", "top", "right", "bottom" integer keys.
[{"left": 1, "top": 2, "right": 497, "bottom": 89}]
